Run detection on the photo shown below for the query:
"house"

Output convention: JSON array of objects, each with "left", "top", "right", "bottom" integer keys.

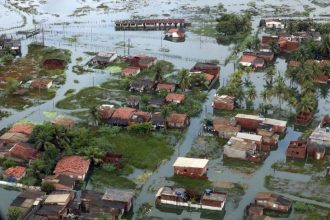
[
  {"left": 7, "top": 143, "right": 39, "bottom": 163},
  {"left": 257, "top": 52, "right": 275, "bottom": 62},
  {"left": 240, "top": 52, "right": 267, "bottom": 69},
  {"left": 30, "top": 78, "right": 53, "bottom": 90},
  {"left": 51, "top": 115, "right": 75, "bottom": 129},
  {"left": 54, "top": 155, "right": 90, "bottom": 181},
  {"left": 156, "top": 187, "right": 227, "bottom": 211},
  {"left": 97, "top": 104, "right": 116, "bottom": 121},
  {"left": 239, "top": 52, "right": 257, "bottom": 67},
  {"left": 307, "top": 142, "right": 325, "bottom": 160},
  {"left": 265, "top": 21, "right": 285, "bottom": 29},
  {"left": 122, "top": 66, "right": 140, "bottom": 76},
  {"left": 173, "top": 157, "right": 209, "bottom": 178},
  {"left": 236, "top": 132, "right": 263, "bottom": 147},
  {"left": 309, "top": 115, "right": 330, "bottom": 148},
  {"left": 244, "top": 203, "right": 265, "bottom": 219},
  {"left": 212, "top": 95, "right": 235, "bottom": 111},
  {"left": 213, "top": 117, "right": 241, "bottom": 139},
  {"left": 156, "top": 83, "right": 176, "bottom": 92},
  {"left": 36, "top": 191, "right": 75, "bottom": 219},
  {"left": 148, "top": 97, "right": 165, "bottom": 109},
  {"left": 130, "top": 111, "right": 151, "bottom": 124},
  {"left": 123, "top": 55, "right": 157, "bottom": 69},
  {"left": 191, "top": 63, "right": 220, "bottom": 75},
  {"left": 294, "top": 111, "right": 313, "bottom": 126},
  {"left": 109, "top": 107, "right": 136, "bottom": 126},
  {"left": 262, "top": 118, "right": 287, "bottom": 133},
  {"left": 43, "top": 175, "right": 76, "bottom": 191},
  {"left": 93, "top": 52, "right": 118, "bottom": 65},
  {"left": 257, "top": 125, "right": 279, "bottom": 149},
  {"left": 203, "top": 73, "right": 216, "bottom": 86},
  {"left": 166, "top": 93, "right": 185, "bottom": 104},
  {"left": 130, "top": 78, "right": 155, "bottom": 92},
  {"left": 8, "top": 123, "right": 34, "bottom": 136},
  {"left": 0, "top": 132, "right": 29, "bottom": 144},
  {"left": 223, "top": 137, "right": 257, "bottom": 160},
  {"left": 81, "top": 189, "right": 134, "bottom": 218},
  {"left": 4, "top": 166, "right": 26, "bottom": 181},
  {"left": 151, "top": 112, "right": 166, "bottom": 129},
  {"left": 255, "top": 192, "right": 292, "bottom": 213},
  {"left": 126, "top": 95, "right": 140, "bottom": 108},
  {"left": 164, "top": 28, "right": 185, "bottom": 39},
  {"left": 10, "top": 190, "right": 46, "bottom": 219},
  {"left": 235, "top": 114, "right": 263, "bottom": 130},
  {"left": 286, "top": 141, "right": 307, "bottom": 159},
  {"left": 167, "top": 113, "right": 189, "bottom": 129}
]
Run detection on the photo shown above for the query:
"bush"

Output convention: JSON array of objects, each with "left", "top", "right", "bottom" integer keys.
[
  {"left": 41, "top": 182, "right": 55, "bottom": 194},
  {"left": 2, "top": 159, "right": 17, "bottom": 170},
  {"left": 128, "top": 123, "right": 152, "bottom": 134},
  {"left": 7, "top": 207, "right": 22, "bottom": 220}
]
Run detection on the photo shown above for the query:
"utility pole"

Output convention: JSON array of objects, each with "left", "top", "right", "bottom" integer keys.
[
  {"left": 160, "top": 31, "right": 163, "bottom": 49},
  {"left": 128, "top": 38, "right": 131, "bottom": 56},
  {"left": 42, "top": 25, "right": 45, "bottom": 47},
  {"left": 123, "top": 30, "right": 126, "bottom": 56}
]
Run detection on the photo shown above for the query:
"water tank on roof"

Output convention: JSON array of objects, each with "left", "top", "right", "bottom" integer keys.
[{"left": 205, "top": 189, "right": 212, "bottom": 195}]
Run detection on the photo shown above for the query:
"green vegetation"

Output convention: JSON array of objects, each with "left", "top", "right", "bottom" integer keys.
[
  {"left": 7, "top": 207, "right": 22, "bottom": 220},
  {"left": 0, "top": 110, "right": 10, "bottom": 120},
  {"left": 223, "top": 157, "right": 261, "bottom": 174},
  {"left": 91, "top": 168, "right": 136, "bottom": 190},
  {"left": 167, "top": 175, "right": 212, "bottom": 193},
  {"left": 41, "top": 181, "right": 55, "bottom": 194},
  {"left": 187, "top": 136, "right": 227, "bottom": 159},
  {"left": 294, "top": 201, "right": 330, "bottom": 219},
  {"left": 216, "top": 13, "right": 252, "bottom": 44}
]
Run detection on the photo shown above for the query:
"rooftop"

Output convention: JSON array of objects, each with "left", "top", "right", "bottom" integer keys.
[
  {"left": 4, "top": 166, "right": 26, "bottom": 178},
  {"left": 0, "top": 132, "right": 29, "bottom": 143},
  {"left": 44, "top": 193, "right": 71, "bottom": 204},
  {"left": 52, "top": 115, "right": 75, "bottom": 128},
  {"left": 263, "top": 118, "right": 287, "bottom": 127},
  {"left": 111, "top": 107, "right": 136, "bottom": 120},
  {"left": 8, "top": 123, "right": 34, "bottom": 136},
  {"left": 237, "top": 132, "right": 262, "bottom": 142},
  {"left": 102, "top": 189, "right": 134, "bottom": 203},
  {"left": 167, "top": 112, "right": 188, "bottom": 123},
  {"left": 54, "top": 155, "right": 90, "bottom": 176},
  {"left": 225, "top": 137, "right": 256, "bottom": 151},
  {"left": 173, "top": 157, "right": 209, "bottom": 168},
  {"left": 166, "top": 93, "right": 185, "bottom": 102},
  {"left": 9, "top": 143, "right": 39, "bottom": 160},
  {"left": 235, "top": 114, "right": 262, "bottom": 121},
  {"left": 202, "top": 192, "right": 227, "bottom": 202}
]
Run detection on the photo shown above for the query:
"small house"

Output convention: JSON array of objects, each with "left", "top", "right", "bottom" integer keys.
[
  {"left": 286, "top": 141, "right": 307, "bottom": 159},
  {"left": 43, "top": 59, "right": 66, "bottom": 70},
  {"left": 102, "top": 189, "right": 134, "bottom": 212},
  {"left": 156, "top": 83, "right": 176, "bottom": 92},
  {"left": 167, "top": 113, "right": 189, "bottom": 129},
  {"left": 255, "top": 192, "right": 292, "bottom": 213},
  {"left": 109, "top": 107, "right": 136, "bottom": 126},
  {"left": 173, "top": 157, "right": 209, "bottom": 178},
  {"left": 151, "top": 112, "right": 166, "bottom": 129},
  {"left": 191, "top": 63, "right": 220, "bottom": 75},
  {"left": 130, "top": 111, "right": 151, "bottom": 124},
  {"left": 30, "top": 78, "right": 53, "bottom": 90},
  {"left": 93, "top": 52, "right": 118, "bottom": 65},
  {"left": 52, "top": 115, "right": 75, "bottom": 129},
  {"left": 137, "top": 55, "right": 158, "bottom": 69},
  {"left": 244, "top": 203, "right": 265, "bottom": 219},
  {"left": 213, "top": 117, "right": 241, "bottom": 139},
  {"left": 8, "top": 123, "right": 34, "bottom": 136},
  {"left": 97, "top": 104, "right": 116, "bottom": 121},
  {"left": 223, "top": 137, "right": 257, "bottom": 160},
  {"left": 126, "top": 95, "right": 140, "bottom": 108},
  {"left": 10, "top": 190, "right": 46, "bottom": 219},
  {"left": 7, "top": 143, "right": 39, "bottom": 163},
  {"left": 265, "top": 21, "right": 285, "bottom": 29},
  {"left": 309, "top": 115, "right": 330, "bottom": 148},
  {"left": 212, "top": 95, "right": 235, "bottom": 111},
  {"left": 130, "top": 78, "right": 155, "bottom": 93},
  {"left": 36, "top": 191, "right": 75, "bottom": 219},
  {"left": 257, "top": 51, "right": 275, "bottom": 62},
  {"left": 235, "top": 114, "right": 263, "bottom": 130},
  {"left": 0, "top": 132, "right": 29, "bottom": 144},
  {"left": 236, "top": 132, "right": 263, "bottom": 147},
  {"left": 257, "top": 125, "right": 279, "bottom": 149},
  {"left": 148, "top": 97, "right": 165, "bottom": 109},
  {"left": 54, "top": 155, "right": 90, "bottom": 181},
  {"left": 165, "top": 93, "right": 185, "bottom": 104},
  {"left": 262, "top": 118, "right": 287, "bottom": 133},
  {"left": 122, "top": 66, "right": 140, "bottom": 76},
  {"left": 43, "top": 175, "right": 76, "bottom": 191},
  {"left": 164, "top": 28, "right": 185, "bottom": 39},
  {"left": 4, "top": 166, "right": 26, "bottom": 181},
  {"left": 239, "top": 53, "right": 257, "bottom": 67}
]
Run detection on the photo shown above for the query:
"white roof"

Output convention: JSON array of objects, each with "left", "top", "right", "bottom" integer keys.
[
  {"left": 173, "top": 157, "right": 209, "bottom": 168},
  {"left": 237, "top": 132, "right": 262, "bottom": 142},
  {"left": 235, "top": 114, "right": 261, "bottom": 120},
  {"left": 97, "top": 51, "right": 117, "bottom": 57},
  {"left": 225, "top": 137, "right": 256, "bottom": 151},
  {"left": 264, "top": 118, "right": 287, "bottom": 127},
  {"left": 45, "top": 193, "right": 70, "bottom": 204}
]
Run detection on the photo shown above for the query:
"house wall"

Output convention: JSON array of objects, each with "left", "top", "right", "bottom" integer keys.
[
  {"left": 213, "top": 101, "right": 234, "bottom": 111},
  {"left": 255, "top": 199, "right": 290, "bottom": 212},
  {"left": 224, "top": 146, "right": 246, "bottom": 159},
  {"left": 55, "top": 171, "right": 85, "bottom": 181},
  {"left": 235, "top": 118, "right": 261, "bottom": 130},
  {"left": 217, "top": 130, "right": 238, "bottom": 139},
  {"left": 174, "top": 166, "right": 207, "bottom": 177},
  {"left": 287, "top": 147, "right": 306, "bottom": 159}
]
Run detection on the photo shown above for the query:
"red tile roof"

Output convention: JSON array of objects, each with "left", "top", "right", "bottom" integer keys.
[
  {"left": 9, "top": 124, "right": 34, "bottom": 136},
  {"left": 122, "top": 66, "right": 140, "bottom": 76},
  {"left": 98, "top": 105, "right": 116, "bottom": 120},
  {"left": 111, "top": 107, "right": 136, "bottom": 120},
  {"left": 9, "top": 144, "right": 39, "bottom": 161},
  {"left": 167, "top": 113, "right": 188, "bottom": 124},
  {"left": 157, "top": 83, "right": 175, "bottom": 91},
  {"left": 52, "top": 116, "right": 75, "bottom": 128},
  {"left": 4, "top": 166, "right": 26, "bottom": 178},
  {"left": 203, "top": 73, "right": 215, "bottom": 82},
  {"left": 166, "top": 93, "right": 185, "bottom": 103},
  {"left": 133, "top": 111, "right": 152, "bottom": 121},
  {"left": 240, "top": 54, "right": 257, "bottom": 63},
  {"left": 54, "top": 156, "right": 90, "bottom": 176}
]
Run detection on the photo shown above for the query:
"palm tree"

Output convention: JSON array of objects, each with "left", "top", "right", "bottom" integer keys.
[
  {"left": 89, "top": 106, "right": 99, "bottom": 127},
  {"left": 245, "top": 66, "right": 253, "bottom": 79},
  {"left": 154, "top": 64, "right": 164, "bottom": 82},
  {"left": 288, "top": 96, "right": 298, "bottom": 113},
  {"left": 161, "top": 106, "right": 171, "bottom": 130},
  {"left": 178, "top": 69, "right": 190, "bottom": 91},
  {"left": 265, "top": 66, "right": 276, "bottom": 84},
  {"left": 269, "top": 40, "right": 280, "bottom": 55},
  {"left": 299, "top": 93, "right": 316, "bottom": 113},
  {"left": 246, "top": 85, "right": 257, "bottom": 101},
  {"left": 81, "top": 146, "right": 105, "bottom": 165},
  {"left": 272, "top": 75, "right": 288, "bottom": 110},
  {"left": 320, "top": 34, "right": 330, "bottom": 58}
]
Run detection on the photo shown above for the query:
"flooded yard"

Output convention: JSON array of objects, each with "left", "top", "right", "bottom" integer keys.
[{"left": 0, "top": 0, "right": 330, "bottom": 219}]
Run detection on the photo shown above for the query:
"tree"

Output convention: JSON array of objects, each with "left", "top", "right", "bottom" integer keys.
[
  {"left": 128, "top": 122, "right": 152, "bottom": 134},
  {"left": 161, "top": 106, "right": 171, "bottom": 130},
  {"left": 265, "top": 66, "right": 276, "bottom": 84},
  {"left": 5, "top": 79, "right": 19, "bottom": 94},
  {"left": 320, "top": 34, "right": 330, "bottom": 58},
  {"left": 41, "top": 182, "right": 55, "bottom": 194},
  {"left": 29, "top": 123, "right": 57, "bottom": 150},
  {"left": 272, "top": 75, "right": 288, "bottom": 110},
  {"left": 88, "top": 106, "right": 100, "bottom": 127},
  {"left": 299, "top": 93, "right": 316, "bottom": 113},
  {"left": 178, "top": 69, "right": 190, "bottom": 91},
  {"left": 80, "top": 146, "right": 105, "bottom": 165},
  {"left": 7, "top": 207, "right": 22, "bottom": 220},
  {"left": 269, "top": 40, "right": 280, "bottom": 55},
  {"left": 246, "top": 85, "right": 257, "bottom": 101}
]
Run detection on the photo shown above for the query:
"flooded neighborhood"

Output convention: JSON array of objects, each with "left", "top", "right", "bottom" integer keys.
[{"left": 0, "top": 0, "right": 330, "bottom": 219}]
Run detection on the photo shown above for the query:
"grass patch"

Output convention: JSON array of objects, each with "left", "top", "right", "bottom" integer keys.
[
  {"left": 91, "top": 168, "right": 136, "bottom": 190},
  {"left": 187, "top": 136, "right": 227, "bottom": 159},
  {"left": 167, "top": 175, "right": 212, "bottom": 193},
  {"left": 110, "top": 133, "right": 174, "bottom": 170},
  {"left": 64, "top": 89, "right": 76, "bottom": 96},
  {"left": 100, "top": 78, "right": 130, "bottom": 90}
]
